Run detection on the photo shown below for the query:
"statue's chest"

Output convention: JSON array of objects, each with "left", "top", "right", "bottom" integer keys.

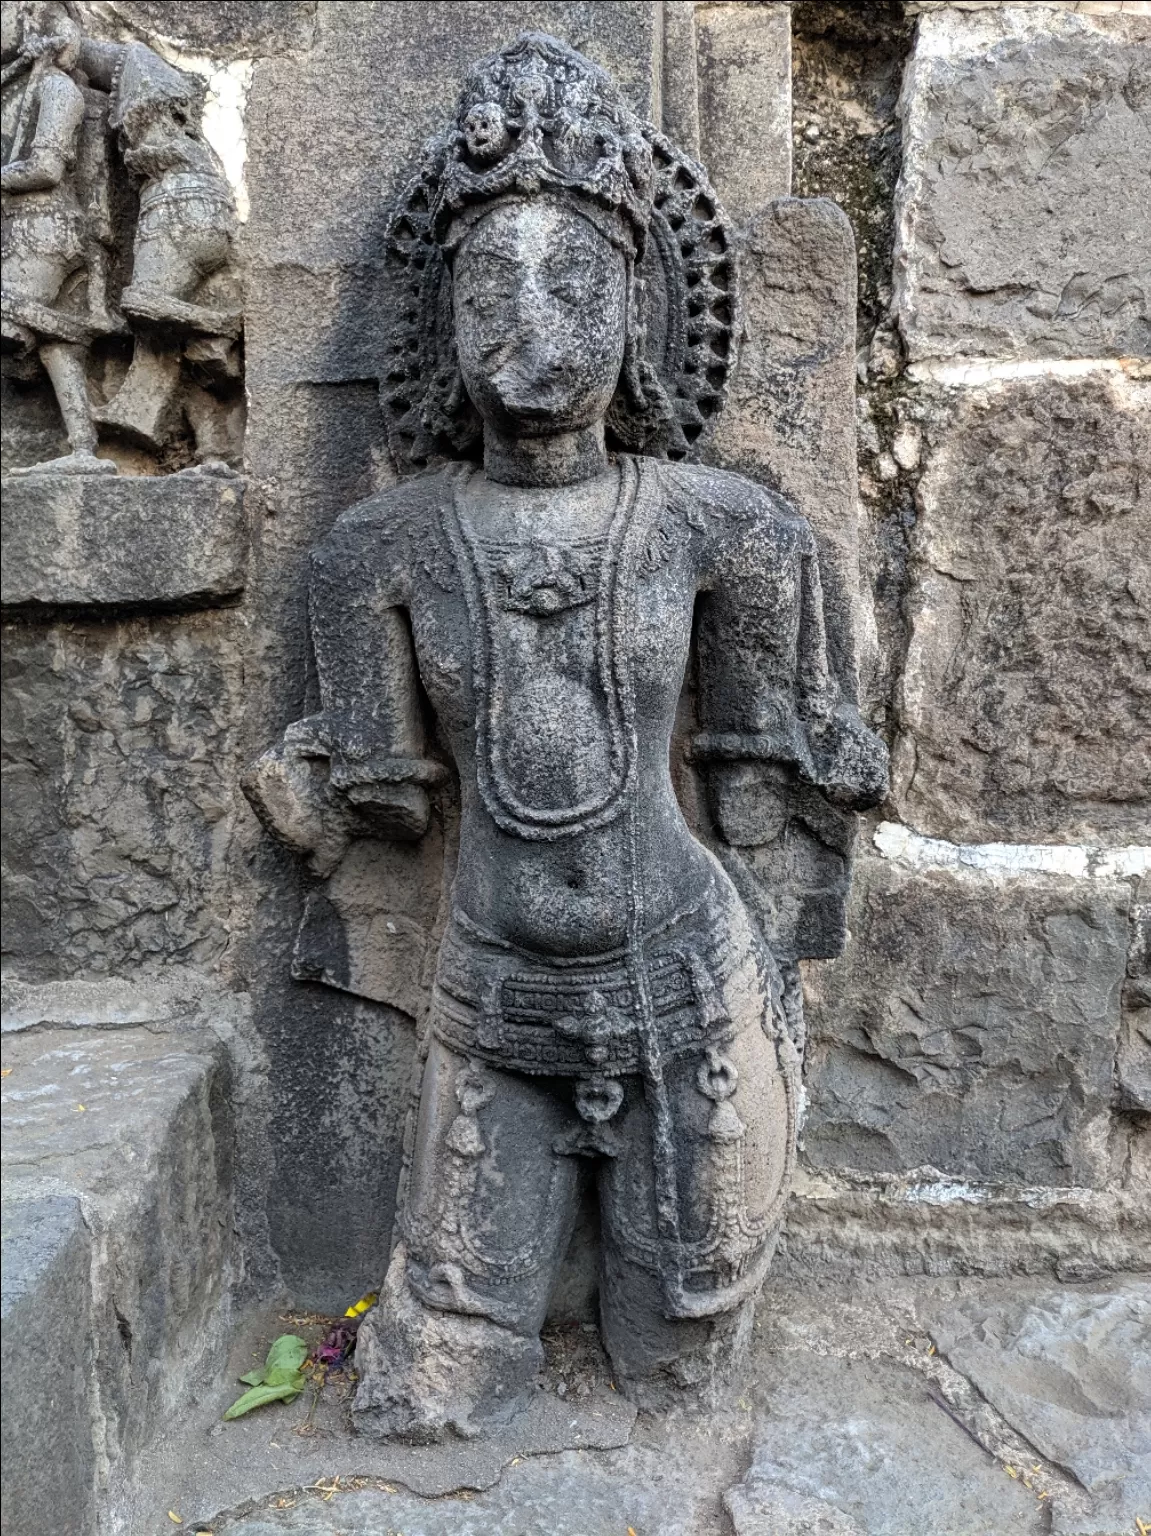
[{"left": 410, "top": 471, "right": 696, "bottom": 836}]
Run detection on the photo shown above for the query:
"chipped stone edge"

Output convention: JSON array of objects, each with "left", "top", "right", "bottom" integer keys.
[
  {"left": 907, "top": 356, "right": 1151, "bottom": 387},
  {"left": 791, "top": 1161, "right": 1137, "bottom": 1211}
]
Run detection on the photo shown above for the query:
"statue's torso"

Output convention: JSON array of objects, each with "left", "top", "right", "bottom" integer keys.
[{"left": 407, "top": 457, "right": 718, "bottom": 955}]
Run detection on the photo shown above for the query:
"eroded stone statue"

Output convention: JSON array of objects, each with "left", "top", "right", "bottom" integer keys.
[
  {"left": 1, "top": 1, "right": 242, "bottom": 475},
  {"left": 245, "top": 33, "right": 888, "bottom": 1439}
]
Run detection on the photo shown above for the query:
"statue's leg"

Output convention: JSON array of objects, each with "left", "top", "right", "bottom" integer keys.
[
  {"left": 352, "top": 1038, "right": 582, "bottom": 1442},
  {"left": 3, "top": 241, "right": 113, "bottom": 473},
  {"left": 39, "top": 341, "right": 98, "bottom": 455},
  {"left": 598, "top": 949, "right": 796, "bottom": 1407}
]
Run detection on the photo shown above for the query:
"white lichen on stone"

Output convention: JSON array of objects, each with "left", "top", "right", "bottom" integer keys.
[
  {"left": 907, "top": 357, "right": 1131, "bottom": 387},
  {"left": 873, "top": 821, "right": 1150, "bottom": 879}
]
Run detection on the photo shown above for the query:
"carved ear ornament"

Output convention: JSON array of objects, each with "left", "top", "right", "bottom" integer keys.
[{"left": 379, "top": 31, "right": 740, "bottom": 472}]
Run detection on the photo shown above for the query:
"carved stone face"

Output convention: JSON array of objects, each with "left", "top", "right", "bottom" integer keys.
[{"left": 452, "top": 199, "right": 628, "bottom": 436}]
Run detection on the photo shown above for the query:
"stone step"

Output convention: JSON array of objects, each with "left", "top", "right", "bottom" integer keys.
[{"left": 1, "top": 1023, "right": 235, "bottom": 1536}]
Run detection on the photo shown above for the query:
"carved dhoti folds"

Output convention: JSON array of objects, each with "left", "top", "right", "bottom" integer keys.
[{"left": 397, "top": 883, "right": 798, "bottom": 1349}]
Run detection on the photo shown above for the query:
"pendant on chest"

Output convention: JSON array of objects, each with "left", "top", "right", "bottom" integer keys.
[{"left": 494, "top": 540, "right": 600, "bottom": 617}]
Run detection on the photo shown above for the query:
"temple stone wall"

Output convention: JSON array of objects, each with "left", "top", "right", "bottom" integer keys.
[
  {"left": 790, "top": 0, "right": 1149, "bottom": 1281},
  {"left": 2, "top": 0, "right": 1148, "bottom": 1325}
]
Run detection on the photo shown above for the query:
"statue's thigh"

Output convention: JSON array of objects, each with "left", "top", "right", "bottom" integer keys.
[
  {"left": 598, "top": 1019, "right": 792, "bottom": 1382},
  {"left": 602, "top": 1022, "right": 793, "bottom": 1264},
  {"left": 676, "top": 1017, "right": 794, "bottom": 1254},
  {"left": 406, "top": 1039, "right": 582, "bottom": 1324},
  {"left": 3, "top": 240, "right": 83, "bottom": 304}
]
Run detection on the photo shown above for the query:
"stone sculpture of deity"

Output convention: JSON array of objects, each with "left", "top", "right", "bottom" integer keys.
[{"left": 245, "top": 33, "right": 888, "bottom": 1440}]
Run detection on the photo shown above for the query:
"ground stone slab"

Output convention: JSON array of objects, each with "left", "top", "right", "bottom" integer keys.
[
  {"left": 895, "top": 8, "right": 1151, "bottom": 361},
  {"left": 728, "top": 1352, "right": 1043, "bottom": 1536},
  {"left": 928, "top": 1282, "right": 1151, "bottom": 1533},
  {"left": 204, "top": 1281, "right": 1057, "bottom": 1536}
]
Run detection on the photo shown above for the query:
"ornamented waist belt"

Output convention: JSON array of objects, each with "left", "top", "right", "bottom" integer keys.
[
  {"left": 138, "top": 175, "right": 234, "bottom": 215},
  {"left": 432, "top": 891, "right": 756, "bottom": 1076}
]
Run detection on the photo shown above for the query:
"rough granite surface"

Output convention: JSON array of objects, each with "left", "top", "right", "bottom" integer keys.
[
  {"left": 1, "top": 614, "right": 246, "bottom": 981},
  {"left": 895, "top": 370, "right": 1151, "bottom": 845},
  {"left": 802, "top": 852, "right": 1130, "bottom": 1187},
  {"left": 895, "top": 8, "right": 1151, "bottom": 361}
]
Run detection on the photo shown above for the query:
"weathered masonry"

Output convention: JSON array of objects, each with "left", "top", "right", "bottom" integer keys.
[{"left": 2, "top": 5, "right": 1148, "bottom": 1535}]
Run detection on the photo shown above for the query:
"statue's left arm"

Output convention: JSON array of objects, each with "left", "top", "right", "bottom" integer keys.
[{"left": 692, "top": 480, "right": 888, "bottom": 836}]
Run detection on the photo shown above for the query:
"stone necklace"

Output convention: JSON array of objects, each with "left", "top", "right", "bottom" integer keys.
[{"left": 444, "top": 457, "right": 647, "bottom": 842}]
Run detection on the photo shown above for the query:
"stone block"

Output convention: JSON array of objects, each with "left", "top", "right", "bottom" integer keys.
[
  {"left": 105, "top": 1, "right": 317, "bottom": 58},
  {"left": 0, "top": 474, "right": 247, "bottom": 613},
  {"left": 1, "top": 615, "right": 244, "bottom": 980},
  {"left": 780, "top": 1163, "right": 1150, "bottom": 1281},
  {"left": 712, "top": 198, "right": 870, "bottom": 687},
  {"left": 896, "top": 369, "right": 1151, "bottom": 844},
  {"left": 802, "top": 850, "right": 1129, "bottom": 1187},
  {"left": 703, "top": 198, "right": 875, "bottom": 964},
  {"left": 696, "top": 2, "right": 792, "bottom": 225},
  {"left": 895, "top": 8, "right": 1151, "bottom": 360},
  {"left": 1, "top": 1195, "right": 97, "bottom": 1536},
  {"left": 929, "top": 1284, "right": 1151, "bottom": 1530},
  {"left": 0, "top": 1025, "right": 234, "bottom": 1498}
]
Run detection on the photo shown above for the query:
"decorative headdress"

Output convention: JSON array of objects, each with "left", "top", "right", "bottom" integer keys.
[
  {"left": 109, "top": 40, "right": 206, "bottom": 140},
  {"left": 380, "top": 32, "right": 739, "bottom": 470}
]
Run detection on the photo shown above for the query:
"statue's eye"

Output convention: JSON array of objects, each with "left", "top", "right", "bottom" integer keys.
[{"left": 550, "top": 281, "right": 581, "bottom": 305}]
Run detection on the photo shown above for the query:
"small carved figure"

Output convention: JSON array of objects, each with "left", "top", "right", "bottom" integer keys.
[
  {"left": 1, "top": 4, "right": 242, "bottom": 476},
  {"left": 1, "top": 1, "right": 117, "bottom": 474},
  {"left": 246, "top": 33, "right": 888, "bottom": 1439},
  {"left": 93, "top": 41, "right": 242, "bottom": 462}
]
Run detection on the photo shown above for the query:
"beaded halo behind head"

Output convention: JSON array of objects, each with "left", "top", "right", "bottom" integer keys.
[{"left": 380, "top": 32, "right": 739, "bottom": 472}]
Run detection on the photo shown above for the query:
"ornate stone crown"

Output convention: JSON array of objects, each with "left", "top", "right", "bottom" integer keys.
[
  {"left": 430, "top": 31, "right": 654, "bottom": 255},
  {"left": 380, "top": 32, "right": 739, "bottom": 471}
]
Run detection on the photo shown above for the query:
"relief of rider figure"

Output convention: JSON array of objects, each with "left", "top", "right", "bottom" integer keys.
[
  {"left": 2, "top": 3, "right": 241, "bottom": 475},
  {"left": 1, "top": 0, "right": 118, "bottom": 474},
  {"left": 245, "top": 33, "right": 888, "bottom": 1440}
]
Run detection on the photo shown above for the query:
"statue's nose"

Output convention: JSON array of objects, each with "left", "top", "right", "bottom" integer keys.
[{"left": 497, "top": 327, "right": 569, "bottom": 385}]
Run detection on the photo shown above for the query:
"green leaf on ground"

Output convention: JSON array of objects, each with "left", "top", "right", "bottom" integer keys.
[
  {"left": 223, "top": 1379, "right": 303, "bottom": 1419},
  {"left": 224, "top": 1334, "right": 309, "bottom": 1419}
]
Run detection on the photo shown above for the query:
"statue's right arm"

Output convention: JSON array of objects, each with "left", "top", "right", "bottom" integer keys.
[{"left": 243, "top": 492, "right": 446, "bottom": 873}]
